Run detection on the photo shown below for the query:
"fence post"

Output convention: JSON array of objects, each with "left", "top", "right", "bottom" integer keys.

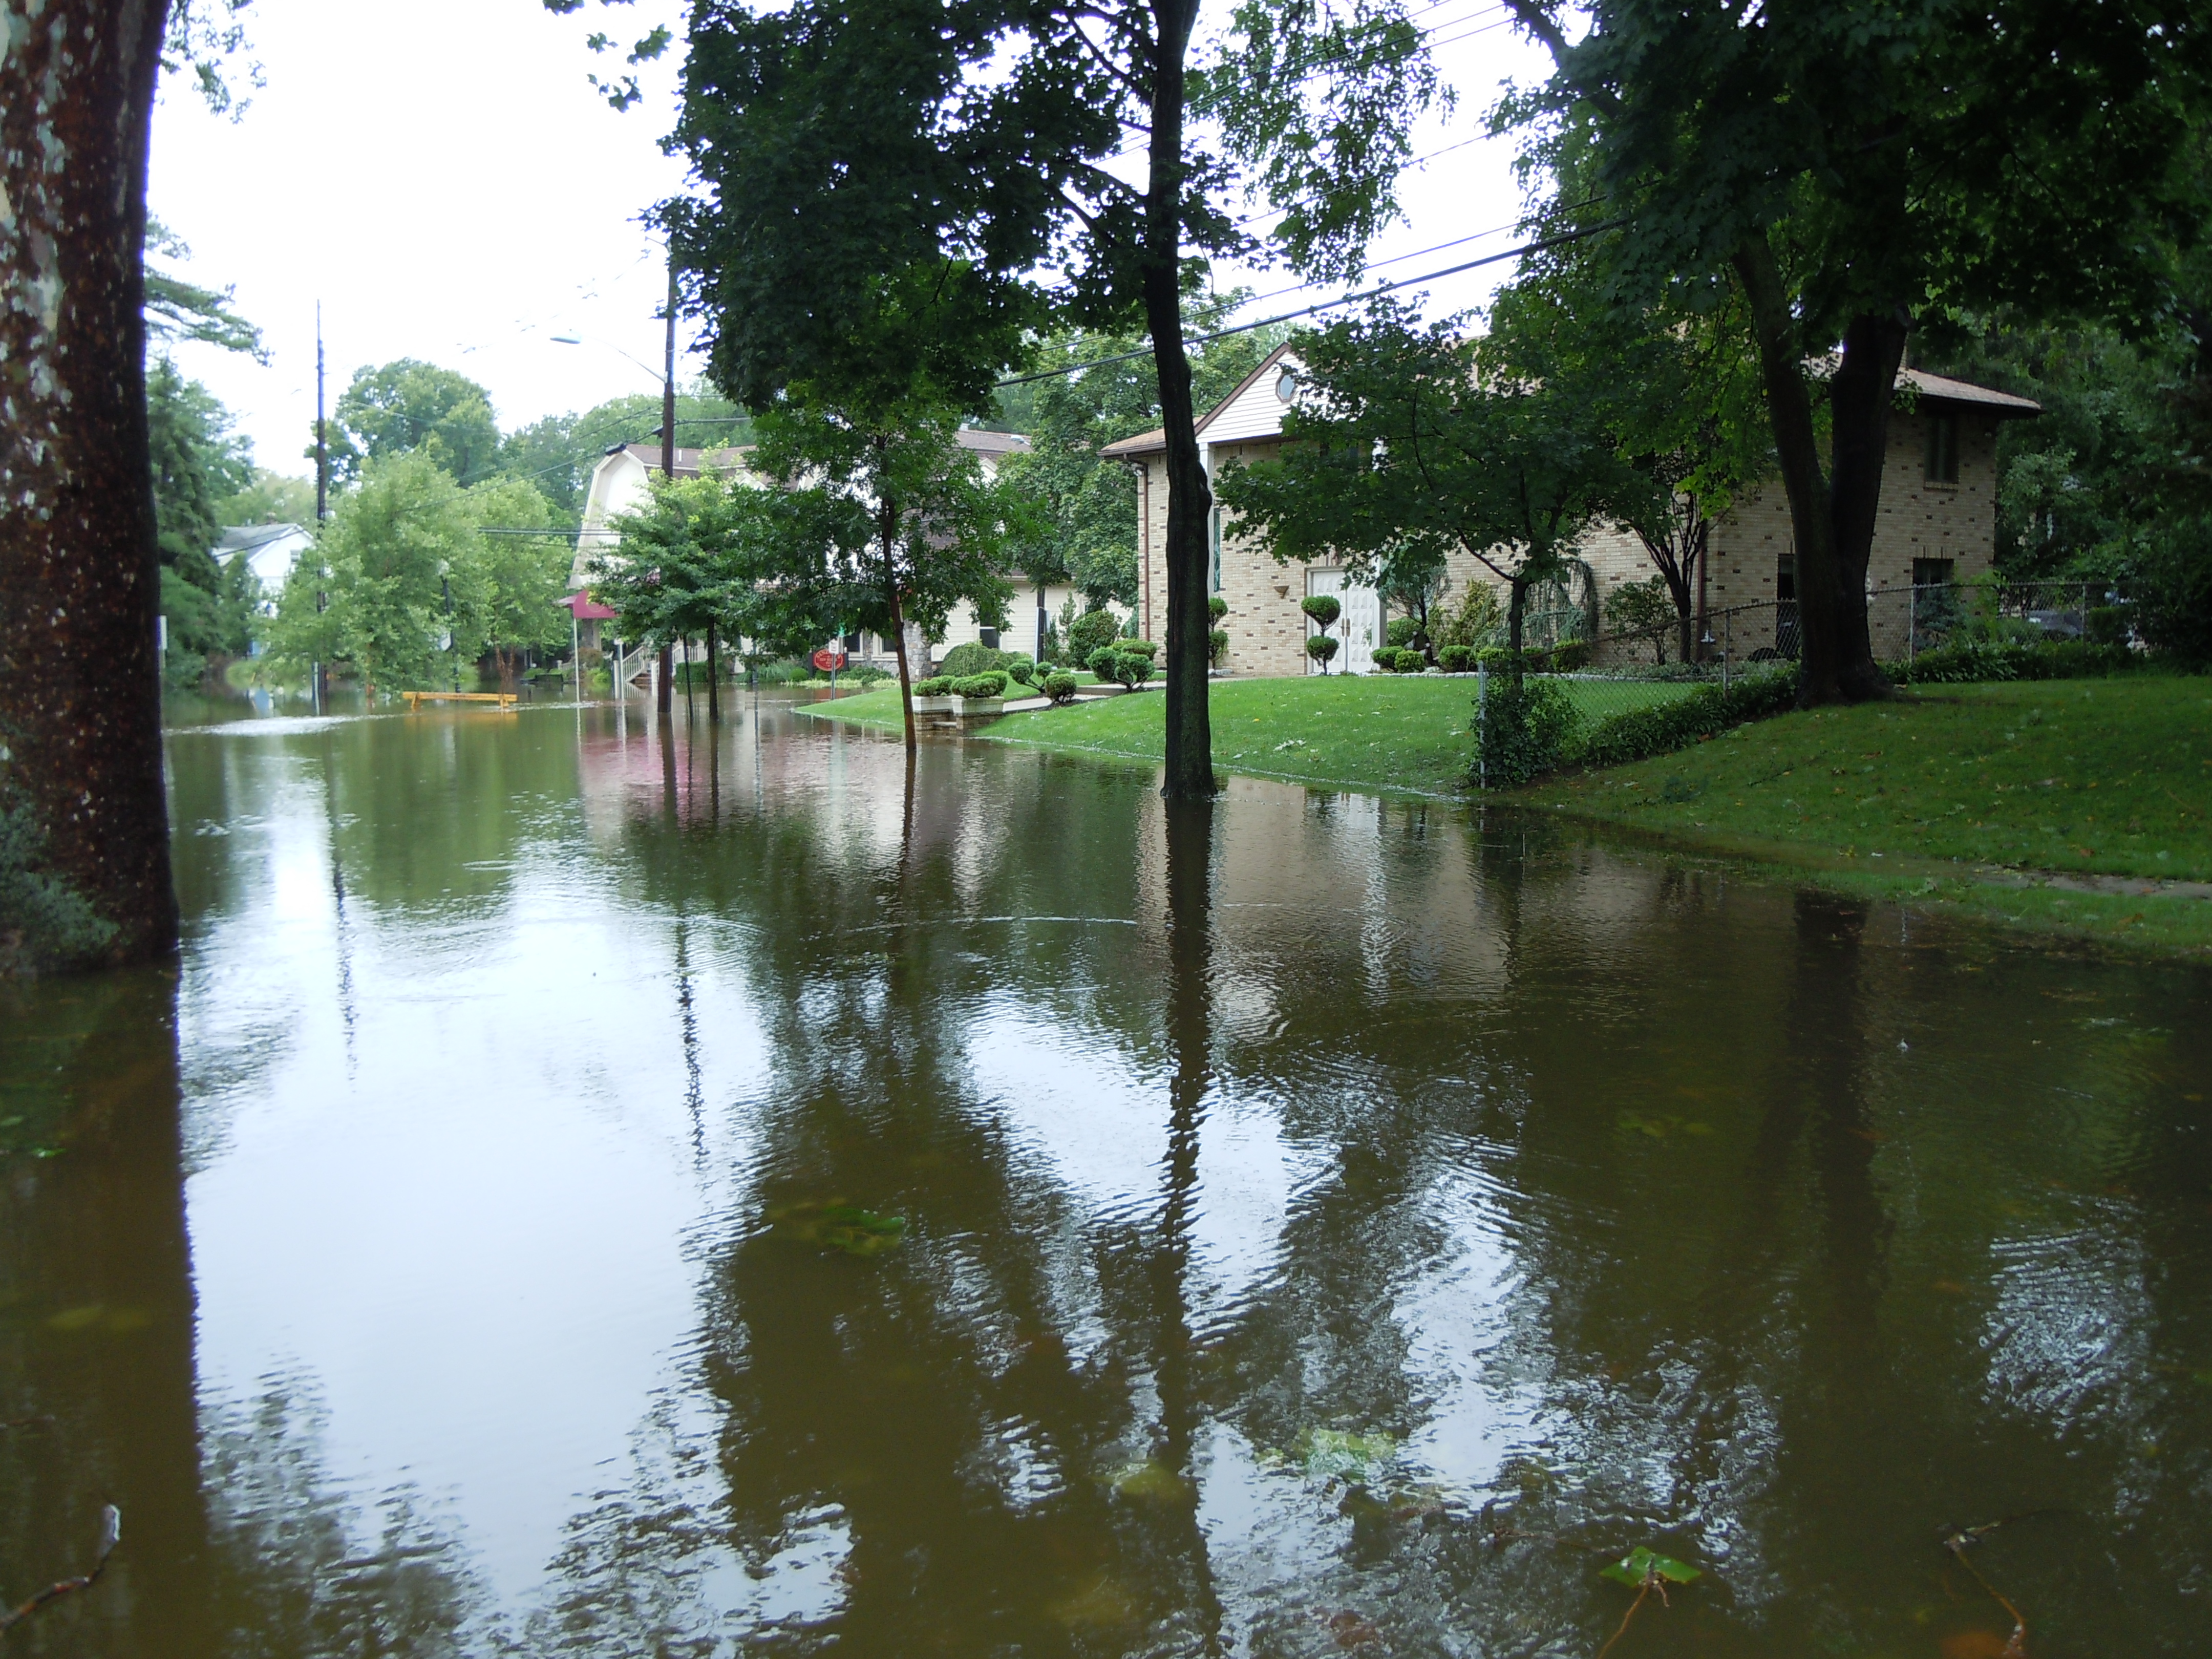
[
  {"left": 1908, "top": 584, "right": 1917, "bottom": 664},
  {"left": 1476, "top": 658, "right": 1488, "bottom": 792},
  {"left": 1721, "top": 608, "right": 1732, "bottom": 692}
]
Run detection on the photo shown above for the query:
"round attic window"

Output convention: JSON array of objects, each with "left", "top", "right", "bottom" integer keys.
[{"left": 1274, "top": 367, "right": 1299, "bottom": 403}]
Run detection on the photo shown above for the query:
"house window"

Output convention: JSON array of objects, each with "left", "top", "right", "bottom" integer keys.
[
  {"left": 1776, "top": 552, "right": 1796, "bottom": 603},
  {"left": 1925, "top": 412, "right": 1960, "bottom": 484},
  {"left": 1208, "top": 506, "right": 1223, "bottom": 593},
  {"left": 1912, "top": 557, "right": 1954, "bottom": 590},
  {"left": 979, "top": 626, "right": 999, "bottom": 649}
]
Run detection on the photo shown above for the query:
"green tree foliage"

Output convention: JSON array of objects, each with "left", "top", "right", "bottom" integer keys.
[
  {"left": 148, "top": 358, "right": 256, "bottom": 666},
  {"left": 658, "top": 0, "right": 1439, "bottom": 797},
  {"left": 465, "top": 477, "right": 575, "bottom": 675},
  {"left": 1491, "top": 237, "right": 1771, "bottom": 663},
  {"left": 326, "top": 359, "right": 503, "bottom": 486},
  {"left": 264, "top": 453, "right": 562, "bottom": 695},
  {"left": 1217, "top": 302, "right": 1633, "bottom": 669},
  {"left": 993, "top": 318, "right": 1284, "bottom": 606},
  {"left": 1499, "top": 0, "right": 2212, "bottom": 704},
  {"left": 217, "top": 469, "right": 317, "bottom": 527},
  {"left": 143, "top": 218, "right": 265, "bottom": 360}
]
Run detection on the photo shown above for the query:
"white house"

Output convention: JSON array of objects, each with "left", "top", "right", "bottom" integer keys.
[
  {"left": 217, "top": 522, "right": 315, "bottom": 608},
  {"left": 565, "top": 430, "right": 1082, "bottom": 672}
]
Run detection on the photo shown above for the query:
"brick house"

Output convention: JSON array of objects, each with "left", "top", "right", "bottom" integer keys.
[{"left": 1101, "top": 343, "right": 2040, "bottom": 673}]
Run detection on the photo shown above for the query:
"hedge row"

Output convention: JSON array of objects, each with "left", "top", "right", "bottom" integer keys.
[
  {"left": 1885, "top": 640, "right": 2142, "bottom": 685},
  {"left": 1568, "top": 668, "right": 1802, "bottom": 771}
]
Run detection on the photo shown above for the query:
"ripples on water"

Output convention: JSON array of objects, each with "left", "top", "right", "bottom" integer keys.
[{"left": 0, "top": 692, "right": 2206, "bottom": 1656}]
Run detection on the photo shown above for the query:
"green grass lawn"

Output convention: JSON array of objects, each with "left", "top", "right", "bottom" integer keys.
[
  {"left": 1524, "top": 675, "right": 2212, "bottom": 954},
  {"left": 978, "top": 673, "right": 1695, "bottom": 796}
]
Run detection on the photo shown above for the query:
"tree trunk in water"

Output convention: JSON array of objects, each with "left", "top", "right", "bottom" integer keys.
[
  {"left": 883, "top": 500, "right": 916, "bottom": 753},
  {"left": 1731, "top": 233, "right": 1893, "bottom": 706},
  {"left": 705, "top": 621, "right": 720, "bottom": 722},
  {"left": 657, "top": 642, "right": 673, "bottom": 714},
  {"left": 1143, "top": 0, "right": 1214, "bottom": 800},
  {"left": 0, "top": 0, "right": 178, "bottom": 971}
]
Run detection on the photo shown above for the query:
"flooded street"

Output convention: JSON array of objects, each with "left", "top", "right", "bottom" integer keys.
[{"left": 3, "top": 692, "right": 2207, "bottom": 1656}]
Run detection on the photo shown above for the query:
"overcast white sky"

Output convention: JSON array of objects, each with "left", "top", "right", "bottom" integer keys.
[{"left": 149, "top": 0, "right": 1552, "bottom": 481}]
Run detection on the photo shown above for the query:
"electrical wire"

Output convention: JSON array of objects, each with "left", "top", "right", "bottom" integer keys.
[{"left": 990, "top": 215, "right": 1622, "bottom": 389}]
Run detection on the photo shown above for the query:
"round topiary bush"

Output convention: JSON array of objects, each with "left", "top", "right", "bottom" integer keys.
[
  {"left": 1209, "top": 627, "right": 1229, "bottom": 669},
  {"left": 1006, "top": 659, "right": 1038, "bottom": 687},
  {"left": 1043, "top": 671, "right": 1079, "bottom": 704},
  {"left": 1208, "top": 594, "right": 1228, "bottom": 622},
  {"left": 1385, "top": 616, "right": 1419, "bottom": 649},
  {"left": 912, "top": 675, "right": 955, "bottom": 697},
  {"left": 1119, "top": 637, "right": 1158, "bottom": 661},
  {"left": 1306, "top": 635, "right": 1340, "bottom": 671},
  {"left": 1067, "top": 609, "right": 1122, "bottom": 665},
  {"left": 1300, "top": 594, "right": 1342, "bottom": 630},
  {"left": 1436, "top": 645, "right": 1477, "bottom": 673}
]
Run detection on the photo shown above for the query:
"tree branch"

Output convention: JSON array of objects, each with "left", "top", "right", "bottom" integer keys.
[{"left": 0, "top": 1507, "right": 120, "bottom": 1633}]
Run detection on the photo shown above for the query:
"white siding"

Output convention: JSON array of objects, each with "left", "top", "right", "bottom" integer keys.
[{"left": 1199, "top": 350, "right": 1301, "bottom": 446}]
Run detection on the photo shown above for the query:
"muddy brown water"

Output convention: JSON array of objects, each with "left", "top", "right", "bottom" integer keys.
[{"left": 2, "top": 691, "right": 2207, "bottom": 1656}]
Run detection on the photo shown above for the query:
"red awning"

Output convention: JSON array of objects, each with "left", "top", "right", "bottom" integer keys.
[{"left": 558, "top": 591, "right": 618, "bottom": 621}]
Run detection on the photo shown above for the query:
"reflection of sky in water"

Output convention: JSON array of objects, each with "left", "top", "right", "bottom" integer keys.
[{"left": 48, "top": 699, "right": 2194, "bottom": 1655}]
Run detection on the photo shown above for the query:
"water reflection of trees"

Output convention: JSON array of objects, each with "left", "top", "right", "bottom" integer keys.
[{"left": 514, "top": 732, "right": 2212, "bottom": 1655}]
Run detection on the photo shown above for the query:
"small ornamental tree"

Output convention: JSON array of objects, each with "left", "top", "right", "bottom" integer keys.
[{"left": 1222, "top": 302, "right": 1632, "bottom": 682}]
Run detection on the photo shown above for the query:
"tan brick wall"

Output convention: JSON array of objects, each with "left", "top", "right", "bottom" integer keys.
[{"left": 1135, "top": 407, "right": 2001, "bottom": 674}]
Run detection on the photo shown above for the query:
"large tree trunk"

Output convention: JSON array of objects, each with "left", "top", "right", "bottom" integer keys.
[
  {"left": 0, "top": 0, "right": 180, "bottom": 971},
  {"left": 883, "top": 498, "right": 916, "bottom": 752},
  {"left": 705, "top": 620, "right": 720, "bottom": 722},
  {"left": 1144, "top": 0, "right": 1214, "bottom": 800},
  {"left": 1731, "top": 233, "right": 1892, "bottom": 705}
]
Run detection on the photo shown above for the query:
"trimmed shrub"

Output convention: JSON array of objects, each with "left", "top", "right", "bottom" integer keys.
[
  {"left": 1300, "top": 594, "right": 1342, "bottom": 629},
  {"left": 1085, "top": 645, "right": 1122, "bottom": 678},
  {"left": 1571, "top": 668, "right": 1800, "bottom": 771},
  {"left": 1385, "top": 617, "right": 1420, "bottom": 649},
  {"left": 1475, "top": 678, "right": 1576, "bottom": 789},
  {"left": 1375, "top": 646, "right": 1425, "bottom": 672},
  {"left": 1887, "top": 640, "right": 2140, "bottom": 686},
  {"left": 1006, "top": 659, "right": 1038, "bottom": 688},
  {"left": 1067, "top": 609, "right": 1122, "bottom": 665},
  {"left": 1043, "top": 671, "right": 1079, "bottom": 704},
  {"left": 939, "top": 642, "right": 1011, "bottom": 679},
  {"left": 952, "top": 671, "right": 1010, "bottom": 699},
  {"left": 1306, "top": 635, "right": 1340, "bottom": 670},
  {"left": 1208, "top": 594, "right": 1228, "bottom": 622},
  {"left": 1119, "top": 637, "right": 1159, "bottom": 661},
  {"left": 1208, "top": 628, "right": 1229, "bottom": 669},
  {"left": 1436, "top": 644, "right": 1478, "bottom": 673},
  {"left": 1113, "top": 651, "right": 1155, "bottom": 688},
  {"left": 911, "top": 675, "right": 955, "bottom": 697}
]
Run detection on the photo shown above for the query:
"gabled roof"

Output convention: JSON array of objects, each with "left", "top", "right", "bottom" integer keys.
[
  {"left": 613, "top": 442, "right": 751, "bottom": 479},
  {"left": 1100, "top": 341, "right": 1301, "bottom": 459},
  {"left": 1900, "top": 368, "right": 2041, "bottom": 418}
]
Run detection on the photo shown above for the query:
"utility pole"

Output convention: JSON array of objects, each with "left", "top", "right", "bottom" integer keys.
[{"left": 657, "top": 257, "right": 677, "bottom": 716}]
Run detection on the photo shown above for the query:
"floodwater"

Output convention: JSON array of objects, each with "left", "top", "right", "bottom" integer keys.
[{"left": 2, "top": 691, "right": 2207, "bottom": 1658}]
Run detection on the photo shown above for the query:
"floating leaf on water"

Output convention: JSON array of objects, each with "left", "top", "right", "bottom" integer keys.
[
  {"left": 1293, "top": 1427, "right": 1397, "bottom": 1481},
  {"left": 1600, "top": 1545, "right": 1701, "bottom": 1587},
  {"left": 1109, "top": 1456, "right": 1190, "bottom": 1503},
  {"left": 774, "top": 1202, "right": 908, "bottom": 1257},
  {"left": 1617, "top": 1112, "right": 1711, "bottom": 1140}
]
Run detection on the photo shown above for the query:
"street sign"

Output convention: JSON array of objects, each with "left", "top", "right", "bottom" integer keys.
[{"left": 812, "top": 648, "right": 848, "bottom": 673}]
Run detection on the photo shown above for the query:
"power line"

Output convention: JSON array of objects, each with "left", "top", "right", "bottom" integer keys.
[{"left": 990, "top": 217, "right": 1622, "bottom": 389}]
